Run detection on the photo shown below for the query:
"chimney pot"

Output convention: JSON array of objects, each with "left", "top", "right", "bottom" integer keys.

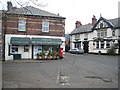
[
  {"left": 7, "top": 1, "right": 13, "bottom": 11},
  {"left": 92, "top": 15, "right": 97, "bottom": 26},
  {"left": 75, "top": 21, "right": 82, "bottom": 28}
]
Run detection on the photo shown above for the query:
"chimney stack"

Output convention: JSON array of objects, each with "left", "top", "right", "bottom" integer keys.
[
  {"left": 7, "top": 1, "right": 13, "bottom": 11},
  {"left": 92, "top": 15, "right": 97, "bottom": 26},
  {"left": 75, "top": 21, "right": 82, "bottom": 28}
]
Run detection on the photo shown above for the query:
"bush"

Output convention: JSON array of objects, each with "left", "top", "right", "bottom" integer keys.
[{"left": 107, "top": 47, "right": 116, "bottom": 55}]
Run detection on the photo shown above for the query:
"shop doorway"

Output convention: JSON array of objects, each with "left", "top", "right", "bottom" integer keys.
[
  {"left": 22, "top": 45, "right": 30, "bottom": 59},
  {"left": 83, "top": 41, "right": 89, "bottom": 53}
]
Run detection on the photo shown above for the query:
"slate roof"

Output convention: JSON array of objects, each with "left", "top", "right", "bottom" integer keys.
[
  {"left": 70, "top": 16, "right": 120, "bottom": 35},
  {"left": 6, "top": 6, "right": 65, "bottom": 19},
  {"left": 109, "top": 18, "right": 120, "bottom": 28},
  {"left": 70, "top": 24, "right": 92, "bottom": 35}
]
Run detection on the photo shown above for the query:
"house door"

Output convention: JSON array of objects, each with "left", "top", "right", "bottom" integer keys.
[
  {"left": 118, "top": 41, "right": 120, "bottom": 54},
  {"left": 83, "top": 41, "right": 89, "bottom": 53},
  {"left": 74, "top": 42, "right": 81, "bottom": 49}
]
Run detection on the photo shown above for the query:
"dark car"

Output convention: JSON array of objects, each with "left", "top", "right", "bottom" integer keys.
[{"left": 69, "top": 48, "right": 84, "bottom": 54}]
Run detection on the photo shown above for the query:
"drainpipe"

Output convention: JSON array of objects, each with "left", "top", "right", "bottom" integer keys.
[{"left": 3, "top": 11, "right": 6, "bottom": 61}]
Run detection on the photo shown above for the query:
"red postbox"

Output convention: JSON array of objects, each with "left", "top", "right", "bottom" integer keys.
[{"left": 59, "top": 48, "right": 63, "bottom": 59}]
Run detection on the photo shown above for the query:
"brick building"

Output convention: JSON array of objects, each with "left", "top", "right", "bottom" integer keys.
[{"left": 2, "top": 1, "right": 66, "bottom": 60}]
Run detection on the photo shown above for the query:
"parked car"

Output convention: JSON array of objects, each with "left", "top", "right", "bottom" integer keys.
[{"left": 69, "top": 48, "right": 84, "bottom": 54}]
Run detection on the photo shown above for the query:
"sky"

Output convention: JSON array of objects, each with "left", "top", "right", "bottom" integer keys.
[{"left": 0, "top": 0, "right": 120, "bottom": 34}]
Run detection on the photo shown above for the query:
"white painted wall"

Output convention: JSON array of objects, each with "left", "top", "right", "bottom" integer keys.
[
  {"left": 5, "top": 34, "right": 65, "bottom": 60},
  {"left": 70, "top": 35, "right": 75, "bottom": 49},
  {"left": 93, "top": 30, "right": 97, "bottom": 38},
  {"left": 107, "top": 28, "right": 112, "bottom": 37},
  {"left": 70, "top": 27, "right": 120, "bottom": 54},
  {"left": 88, "top": 32, "right": 94, "bottom": 52},
  {"left": 115, "top": 29, "right": 120, "bottom": 38},
  {"left": 18, "top": 46, "right": 32, "bottom": 59}
]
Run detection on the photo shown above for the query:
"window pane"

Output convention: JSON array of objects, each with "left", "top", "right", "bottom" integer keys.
[
  {"left": 97, "top": 31, "right": 100, "bottom": 37},
  {"left": 18, "top": 19, "right": 26, "bottom": 31},
  {"left": 106, "top": 41, "right": 110, "bottom": 48},
  {"left": 24, "top": 46, "right": 29, "bottom": 52},
  {"left": 101, "top": 31, "right": 104, "bottom": 37},
  {"left": 96, "top": 41, "right": 99, "bottom": 48},
  {"left": 101, "top": 41, "right": 104, "bottom": 48},
  {"left": 42, "top": 20, "right": 49, "bottom": 32},
  {"left": 104, "top": 30, "right": 107, "bottom": 37},
  {"left": 11, "top": 45, "right": 18, "bottom": 53}
]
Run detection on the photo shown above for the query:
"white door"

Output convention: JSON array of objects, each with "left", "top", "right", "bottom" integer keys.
[{"left": 22, "top": 46, "right": 30, "bottom": 59}]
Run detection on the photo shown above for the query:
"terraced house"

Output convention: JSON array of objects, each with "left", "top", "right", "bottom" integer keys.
[
  {"left": 70, "top": 15, "right": 120, "bottom": 54},
  {"left": 2, "top": 1, "right": 66, "bottom": 60}
]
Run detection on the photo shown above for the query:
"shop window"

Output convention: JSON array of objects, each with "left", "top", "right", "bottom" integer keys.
[
  {"left": 24, "top": 46, "right": 29, "bottom": 52},
  {"left": 42, "top": 19, "right": 49, "bottom": 33},
  {"left": 42, "top": 45, "right": 59, "bottom": 53},
  {"left": 18, "top": 19, "right": 26, "bottom": 31},
  {"left": 11, "top": 45, "right": 18, "bottom": 53},
  {"left": 101, "top": 41, "right": 104, "bottom": 48},
  {"left": 52, "top": 45, "right": 59, "bottom": 52},
  {"left": 96, "top": 41, "right": 99, "bottom": 49},
  {"left": 106, "top": 41, "right": 110, "bottom": 48}
]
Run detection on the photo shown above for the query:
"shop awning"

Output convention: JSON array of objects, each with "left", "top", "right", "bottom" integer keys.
[
  {"left": 31, "top": 38, "right": 62, "bottom": 45},
  {"left": 10, "top": 37, "right": 30, "bottom": 45}
]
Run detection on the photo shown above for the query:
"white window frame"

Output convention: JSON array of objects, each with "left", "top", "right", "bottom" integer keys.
[
  {"left": 18, "top": 19, "right": 26, "bottom": 32},
  {"left": 42, "top": 19, "right": 49, "bottom": 32}
]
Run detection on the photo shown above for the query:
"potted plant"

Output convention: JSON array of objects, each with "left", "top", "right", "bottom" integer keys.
[
  {"left": 52, "top": 52, "right": 56, "bottom": 60},
  {"left": 39, "top": 52, "right": 43, "bottom": 60},
  {"left": 55, "top": 52, "right": 59, "bottom": 60},
  {"left": 107, "top": 46, "right": 116, "bottom": 55},
  {"left": 47, "top": 52, "right": 51, "bottom": 60},
  {"left": 41, "top": 52, "right": 45, "bottom": 60}
]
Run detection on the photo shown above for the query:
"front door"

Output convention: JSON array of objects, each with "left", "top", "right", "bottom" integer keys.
[
  {"left": 118, "top": 41, "right": 120, "bottom": 54},
  {"left": 83, "top": 41, "right": 89, "bottom": 53},
  {"left": 22, "top": 46, "right": 30, "bottom": 59}
]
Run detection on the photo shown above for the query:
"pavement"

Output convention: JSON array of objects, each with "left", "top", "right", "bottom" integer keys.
[{"left": 2, "top": 59, "right": 62, "bottom": 64}]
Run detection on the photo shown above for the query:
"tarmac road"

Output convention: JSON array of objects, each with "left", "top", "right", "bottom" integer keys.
[{"left": 2, "top": 53, "right": 118, "bottom": 88}]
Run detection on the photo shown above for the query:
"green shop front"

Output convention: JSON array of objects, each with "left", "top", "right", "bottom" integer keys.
[
  {"left": 10, "top": 37, "right": 62, "bottom": 60},
  {"left": 10, "top": 37, "right": 31, "bottom": 60},
  {"left": 31, "top": 38, "right": 62, "bottom": 59}
]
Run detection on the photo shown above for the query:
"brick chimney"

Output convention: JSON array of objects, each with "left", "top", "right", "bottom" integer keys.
[
  {"left": 92, "top": 15, "right": 97, "bottom": 26},
  {"left": 75, "top": 21, "right": 82, "bottom": 28},
  {"left": 7, "top": 1, "right": 13, "bottom": 11}
]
